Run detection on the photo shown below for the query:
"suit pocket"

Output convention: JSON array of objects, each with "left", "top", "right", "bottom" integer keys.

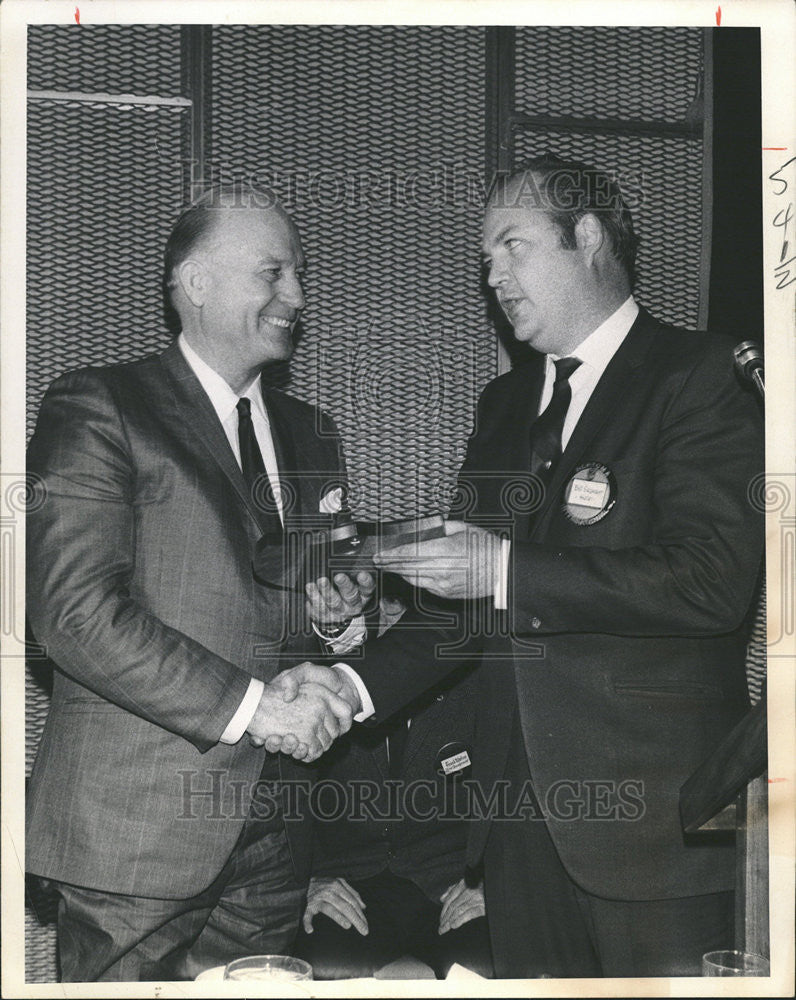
[{"left": 613, "top": 680, "right": 724, "bottom": 701}]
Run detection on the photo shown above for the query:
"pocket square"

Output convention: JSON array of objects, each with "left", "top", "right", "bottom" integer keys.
[{"left": 319, "top": 487, "right": 344, "bottom": 514}]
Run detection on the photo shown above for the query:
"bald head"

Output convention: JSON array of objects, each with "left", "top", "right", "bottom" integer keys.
[
  {"left": 165, "top": 183, "right": 306, "bottom": 393},
  {"left": 164, "top": 183, "right": 293, "bottom": 305}
]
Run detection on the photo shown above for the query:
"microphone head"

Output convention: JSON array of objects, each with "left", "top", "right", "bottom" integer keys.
[{"left": 733, "top": 340, "right": 763, "bottom": 377}]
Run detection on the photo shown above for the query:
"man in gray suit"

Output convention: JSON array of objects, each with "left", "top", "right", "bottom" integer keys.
[{"left": 26, "top": 184, "right": 365, "bottom": 981}]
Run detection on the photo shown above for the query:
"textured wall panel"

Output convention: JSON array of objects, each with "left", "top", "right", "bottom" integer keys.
[
  {"left": 26, "top": 100, "right": 184, "bottom": 435},
  {"left": 513, "top": 127, "right": 704, "bottom": 329},
  {"left": 211, "top": 25, "right": 493, "bottom": 520},
  {"left": 514, "top": 26, "right": 703, "bottom": 124},
  {"left": 27, "top": 24, "right": 181, "bottom": 95}
]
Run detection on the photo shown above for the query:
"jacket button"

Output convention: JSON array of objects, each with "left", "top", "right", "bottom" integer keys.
[{"left": 530, "top": 617, "right": 541, "bottom": 629}]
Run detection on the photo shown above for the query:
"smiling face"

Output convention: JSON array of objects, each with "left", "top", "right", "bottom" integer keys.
[
  {"left": 184, "top": 206, "right": 306, "bottom": 389},
  {"left": 482, "top": 182, "right": 594, "bottom": 357}
]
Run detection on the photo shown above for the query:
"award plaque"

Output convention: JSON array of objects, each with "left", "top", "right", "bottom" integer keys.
[{"left": 252, "top": 513, "right": 446, "bottom": 591}]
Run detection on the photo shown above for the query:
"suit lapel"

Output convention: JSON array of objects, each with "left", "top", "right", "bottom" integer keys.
[
  {"left": 512, "top": 357, "right": 546, "bottom": 539},
  {"left": 371, "top": 740, "right": 389, "bottom": 780},
  {"left": 529, "top": 310, "right": 658, "bottom": 535},
  {"left": 399, "top": 713, "right": 433, "bottom": 774},
  {"left": 261, "top": 388, "right": 304, "bottom": 525},
  {"left": 511, "top": 356, "right": 547, "bottom": 467},
  {"left": 159, "top": 343, "right": 267, "bottom": 532},
  {"left": 467, "top": 355, "right": 546, "bottom": 538},
  {"left": 509, "top": 354, "right": 545, "bottom": 538}
]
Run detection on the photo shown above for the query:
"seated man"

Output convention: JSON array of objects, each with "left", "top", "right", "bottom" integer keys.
[{"left": 292, "top": 658, "right": 494, "bottom": 980}]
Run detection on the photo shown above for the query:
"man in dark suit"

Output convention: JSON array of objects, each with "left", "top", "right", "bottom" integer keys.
[
  {"left": 280, "top": 153, "right": 765, "bottom": 977},
  {"left": 293, "top": 662, "right": 493, "bottom": 980},
  {"left": 25, "top": 184, "right": 365, "bottom": 981}
]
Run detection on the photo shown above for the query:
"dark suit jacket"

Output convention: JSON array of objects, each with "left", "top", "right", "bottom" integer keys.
[
  {"left": 351, "top": 310, "right": 764, "bottom": 901},
  {"left": 310, "top": 667, "right": 480, "bottom": 902},
  {"left": 26, "top": 342, "right": 344, "bottom": 899}
]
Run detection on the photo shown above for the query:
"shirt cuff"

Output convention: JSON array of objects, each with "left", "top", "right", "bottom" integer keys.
[
  {"left": 312, "top": 615, "right": 367, "bottom": 654},
  {"left": 332, "top": 663, "right": 375, "bottom": 722},
  {"left": 219, "top": 677, "right": 264, "bottom": 744},
  {"left": 493, "top": 537, "right": 510, "bottom": 611}
]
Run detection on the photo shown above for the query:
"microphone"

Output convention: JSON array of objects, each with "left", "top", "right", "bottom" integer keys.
[{"left": 733, "top": 341, "right": 765, "bottom": 398}]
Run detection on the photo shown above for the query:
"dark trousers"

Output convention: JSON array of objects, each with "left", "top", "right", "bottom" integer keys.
[
  {"left": 49, "top": 777, "right": 305, "bottom": 982},
  {"left": 293, "top": 870, "right": 494, "bottom": 980},
  {"left": 484, "top": 715, "right": 734, "bottom": 978}
]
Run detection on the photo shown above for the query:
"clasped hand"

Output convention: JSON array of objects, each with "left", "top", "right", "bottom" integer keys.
[
  {"left": 247, "top": 663, "right": 362, "bottom": 763},
  {"left": 245, "top": 571, "right": 374, "bottom": 762}
]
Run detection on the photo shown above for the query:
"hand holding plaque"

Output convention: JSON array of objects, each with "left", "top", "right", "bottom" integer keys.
[
  {"left": 304, "top": 570, "right": 376, "bottom": 629},
  {"left": 371, "top": 520, "right": 501, "bottom": 600}
]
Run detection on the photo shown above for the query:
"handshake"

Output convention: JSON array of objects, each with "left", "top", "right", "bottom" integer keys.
[{"left": 246, "top": 662, "right": 362, "bottom": 763}]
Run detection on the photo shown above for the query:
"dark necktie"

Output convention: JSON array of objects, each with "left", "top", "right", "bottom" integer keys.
[
  {"left": 237, "top": 396, "right": 282, "bottom": 535},
  {"left": 529, "top": 356, "right": 582, "bottom": 481}
]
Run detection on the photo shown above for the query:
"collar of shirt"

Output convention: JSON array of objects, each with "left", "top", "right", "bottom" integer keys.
[
  {"left": 177, "top": 333, "right": 268, "bottom": 427},
  {"left": 177, "top": 333, "right": 283, "bottom": 521},
  {"left": 539, "top": 295, "right": 639, "bottom": 448},
  {"left": 545, "top": 295, "right": 639, "bottom": 389}
]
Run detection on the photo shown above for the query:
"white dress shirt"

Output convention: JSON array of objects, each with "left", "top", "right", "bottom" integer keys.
[
  {"left": 538, "top": 295, "right": 639, "bottom": 450},
  {"left": 177, "top": 335, "right": 364, "bottom": 743},
  {"left": 179, "top": 335, "right": 283, "bottom": 516},
  {"left": 494, "top": 295, "right": 639, "bottom": 608}
]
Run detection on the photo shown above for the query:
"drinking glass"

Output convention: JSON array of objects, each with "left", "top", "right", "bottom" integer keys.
[
  {"left": 223, "top": 955, "right": 313, "bottom": 981},
  {"left": 702, "top": 950, "right": 770, "bottom": 976}
]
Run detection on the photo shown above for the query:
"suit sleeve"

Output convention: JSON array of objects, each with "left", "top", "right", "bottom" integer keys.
[
  {"left": 508, "top": 343, "right": 765, "bottom": 635},
  {"left": 339, "top": 588, "right": 487, "bottom": 724},
  {"left": 26, "top": 370, "right": 253, "bottom": 752}
]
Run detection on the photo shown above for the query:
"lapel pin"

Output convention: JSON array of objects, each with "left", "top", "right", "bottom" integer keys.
[
  {"left": 436, "top": 741, "right": 472, "bottom": 777},
  {"left": 562, "top": 462, "right": 617, "bottom": 525}
]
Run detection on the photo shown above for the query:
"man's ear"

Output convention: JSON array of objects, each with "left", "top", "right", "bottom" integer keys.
[
  {"left": 575, "top": 213, "right": 605, "bottom": 267},
  {"left": 175, "top": 259, "right": 208, "bottom": 308}
]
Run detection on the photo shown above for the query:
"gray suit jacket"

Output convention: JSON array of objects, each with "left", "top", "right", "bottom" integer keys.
[{"left": 26, "top": 342, "right": 344, "bottom": 898}]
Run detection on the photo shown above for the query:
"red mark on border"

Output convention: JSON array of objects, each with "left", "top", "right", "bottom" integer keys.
[
  {"left": 716, "top": 6, "right": 721, "bottom": 26},
  {"left": 763, "top": 147, "right": 788, "bottom": 151},
  {"left": 768, "top": 777, "right": 786, "bottom": 783},
  {"left": 74, "top": 7, "right": 80, "bottom": 24}
]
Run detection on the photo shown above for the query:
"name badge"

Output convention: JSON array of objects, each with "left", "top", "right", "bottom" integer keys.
[
  {"left": 436, "top": 741, "right": 472, "bottom": 776},
  {"left": 563, "top": 462, "right": 616, "bottom": 525}
]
